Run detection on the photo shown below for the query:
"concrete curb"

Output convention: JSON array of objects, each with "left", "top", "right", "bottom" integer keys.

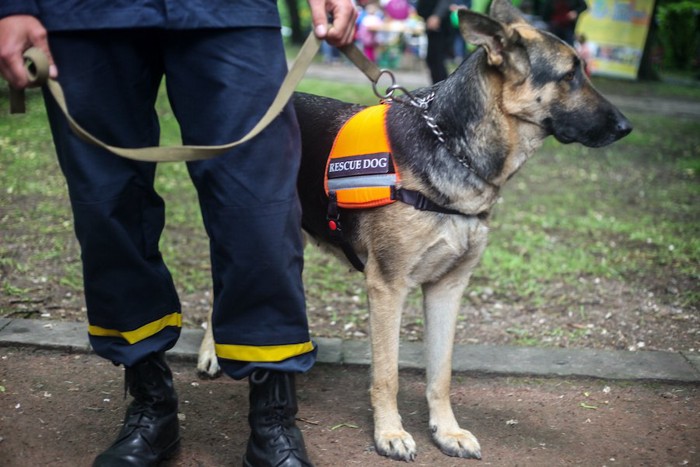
[{"left": 1, "top": 318, "right": 698, "bottom": 383}]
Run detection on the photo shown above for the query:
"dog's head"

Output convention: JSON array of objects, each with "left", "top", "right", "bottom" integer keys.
[{"left": 457, "top": 0, "right": 632, "bottom": 147}]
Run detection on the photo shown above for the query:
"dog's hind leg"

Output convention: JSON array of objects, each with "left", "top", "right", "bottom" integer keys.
[
  {"left": 422, "top": 269, "right": 482, "bottom": 459},
  {"left": 196, "top": 309, "right": 222, "bottom": 378},
  {"left": 366, "top": 266, "right": 417, "bottom": 461}
]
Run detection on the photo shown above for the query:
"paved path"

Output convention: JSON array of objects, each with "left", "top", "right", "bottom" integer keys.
[
  {"left": 303, "top": 62, "right": 700, "bottom": 120},
  {"left": 1, "top": 318, "right": 698, "bottom": 382}
]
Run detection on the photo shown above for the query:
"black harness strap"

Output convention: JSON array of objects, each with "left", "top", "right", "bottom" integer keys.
[
  {"left": 393, "top": 188, "right": 466, "bottom": 216},
  {"left": 326, "top": 192, "right": 367, "bottom": 272},
  {"left": 326, "top": 188, "right": 486, "bottom": 273}
]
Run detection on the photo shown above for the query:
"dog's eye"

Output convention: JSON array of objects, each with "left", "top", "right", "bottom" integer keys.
[{"left": 563, "top": 71, "right": 575, "bottom": 82}]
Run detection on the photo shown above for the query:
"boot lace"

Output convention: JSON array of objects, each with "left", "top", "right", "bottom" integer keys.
[{"left": 252, "top": 370, "right": 309, "bottom": 463}]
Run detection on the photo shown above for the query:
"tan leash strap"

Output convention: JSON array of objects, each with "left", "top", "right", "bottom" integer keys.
[
  {"left": 19, "top": 33, "right": 322, "bottom": 162},
  {"left": 16, "top": 34, "right": 386, "bottom": 163},
  {"left": 338, "top": 44, "right": 383, "bottom": 83},
  {"left": 339, "top": 44, "right": 406, "bottom": 102},
  {"left": 9, "top": 87, "right": 25, "bottom": 114}
]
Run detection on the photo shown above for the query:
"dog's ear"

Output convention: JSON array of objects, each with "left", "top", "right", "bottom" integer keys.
[
  {"left": 489, "top": 0, "right": 527, "bottom": 25},
  {"left": 457, "top": 8, "right": 520, "bottom": 67}
]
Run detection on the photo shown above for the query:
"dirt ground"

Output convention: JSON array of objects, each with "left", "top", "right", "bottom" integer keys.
[
  {"left": 0, "top": 347, "right": 698, "bottom": 467},
  {"left": 3, "top": 252, "right": 698, "bottom": 355}
]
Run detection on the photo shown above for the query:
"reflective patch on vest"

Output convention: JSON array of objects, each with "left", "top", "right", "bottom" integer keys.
[
  {"left": 327, "top": 152, "right": 392, "bottom": 178},
  {"left": 325, "top": 104, "right": 398, "bottom": 209},
  {"left": 328, "top": 173, "right": 397, "bottom": 190}
]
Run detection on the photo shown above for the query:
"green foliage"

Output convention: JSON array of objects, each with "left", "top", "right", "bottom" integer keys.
[
  {"left": 277, "top": 0, "right": 312, "bottom": 42},
  {"left": 656, "top": 1, "right": 700, "bottom": 70}
]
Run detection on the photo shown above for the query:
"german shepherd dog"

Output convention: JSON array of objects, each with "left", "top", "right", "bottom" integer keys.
[{"left": 198, "top": 0, "right": 631, "bottom": 461}]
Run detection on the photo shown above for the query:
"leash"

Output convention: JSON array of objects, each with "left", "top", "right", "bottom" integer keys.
[
  {"left": 12, "top": 34, "right": 321, "bottom": 162},
  {"left": 9, "top": 34, "right": 398, "bottom": 163}
]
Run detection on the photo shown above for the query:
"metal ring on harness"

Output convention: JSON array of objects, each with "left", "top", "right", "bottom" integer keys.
[{"left": 371, "top": 71, "right": 430, "bottom": 111}]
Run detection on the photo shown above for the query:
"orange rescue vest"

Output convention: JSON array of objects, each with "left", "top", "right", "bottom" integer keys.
[{"left": 324, "top": 104, "right": 399, "bottom": 209}]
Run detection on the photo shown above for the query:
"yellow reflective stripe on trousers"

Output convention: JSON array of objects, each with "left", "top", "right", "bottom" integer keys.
[
  {"left": 88, "top": 312, "right": 182, "bottom": 344},
  {"left": 215, "top": 341, "right": 315, "bottom": 362}
]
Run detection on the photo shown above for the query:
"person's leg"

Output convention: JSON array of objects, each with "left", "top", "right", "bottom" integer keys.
[
  {"left": 563, "top": 24, "right": 576, "bottom": 46},
  {"left": 426, "top": 29, "right": 449, "bottom": 83},
  {"left": 43, "top": 30, "right": 181, "bottom": 466},
  {"left": 163, "top": 28, "right": 314, "bottom": 466},
  {"left": 163, "top": 27, "right": 314, "bottom": 379},
  {"left": 44, "top": 31, "right": 182, "bottom": 364}
]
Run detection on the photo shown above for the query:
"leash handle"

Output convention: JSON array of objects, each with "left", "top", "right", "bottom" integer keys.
[
  {"left": 23, "top": 47, "right": 50, "bottom": 84},
  {"left": 9, "top": 47, "right": 50, "bottom": 114}
]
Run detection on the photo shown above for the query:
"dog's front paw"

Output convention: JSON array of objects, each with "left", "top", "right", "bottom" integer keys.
[
  {"left": 375, "top": 430, "right": 417, "bottom": 461},
  {"left": 431, "top": 426, "right": 482, "bottom": 459}
]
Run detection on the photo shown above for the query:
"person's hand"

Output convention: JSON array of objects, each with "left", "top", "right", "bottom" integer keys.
[
  {"left": 307, "top": 0, "right": 358, "bottom": 47},
  {"left": 0, "top": 15, "right": 57, "bottom": 89},
  {"left": 426, "top": 15, "right": 441, "bottom": 31}
]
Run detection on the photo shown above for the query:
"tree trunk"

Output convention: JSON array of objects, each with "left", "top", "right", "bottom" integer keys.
[
  {"left": 637, "top": 0, "right": 660, "bottom": 81},
  {"left": 285, "top": 0, "right": 306, "bottom": 45}
]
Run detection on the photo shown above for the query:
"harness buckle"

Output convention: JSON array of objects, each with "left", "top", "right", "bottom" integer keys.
[
  {"left": 326, "top": 191, "right": 341, "bottom": 233},
  {"left": 414, "top": 193, "right": 431, "bottom": 211}
]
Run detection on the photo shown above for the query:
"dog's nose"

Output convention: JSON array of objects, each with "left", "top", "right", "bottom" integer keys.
[
  {"left": 616, "top": 115, "right": 633, "bottom": 139},
  {"left": 609, "top": 108, "right": 633, "bottom": 141}
]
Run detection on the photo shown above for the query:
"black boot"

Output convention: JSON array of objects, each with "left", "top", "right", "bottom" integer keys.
[
  {"left": 93, "top": 352, "right": 180, "bottom": 467},
  {"left": 243, "top": 370, "right": 313, "bottom": 467}
]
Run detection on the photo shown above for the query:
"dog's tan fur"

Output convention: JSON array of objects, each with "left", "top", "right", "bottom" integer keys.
[{"left": 198, "top": 0, "right": 631, "bottom": 461}]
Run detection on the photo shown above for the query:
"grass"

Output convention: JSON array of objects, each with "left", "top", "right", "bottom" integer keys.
[
  {"left": 0, "top": 72, "right": 698, "bottom": 321},
  {"left": 477, "top": 122, "right": 700, "bottom": 304},
  {"left": 298, "top": 79, "right": 378, "bottom": 105}
]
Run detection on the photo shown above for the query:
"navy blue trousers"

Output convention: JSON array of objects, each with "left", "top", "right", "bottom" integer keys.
[{"left": 43, "top": 28, "right": 315, "bottom": 378}]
